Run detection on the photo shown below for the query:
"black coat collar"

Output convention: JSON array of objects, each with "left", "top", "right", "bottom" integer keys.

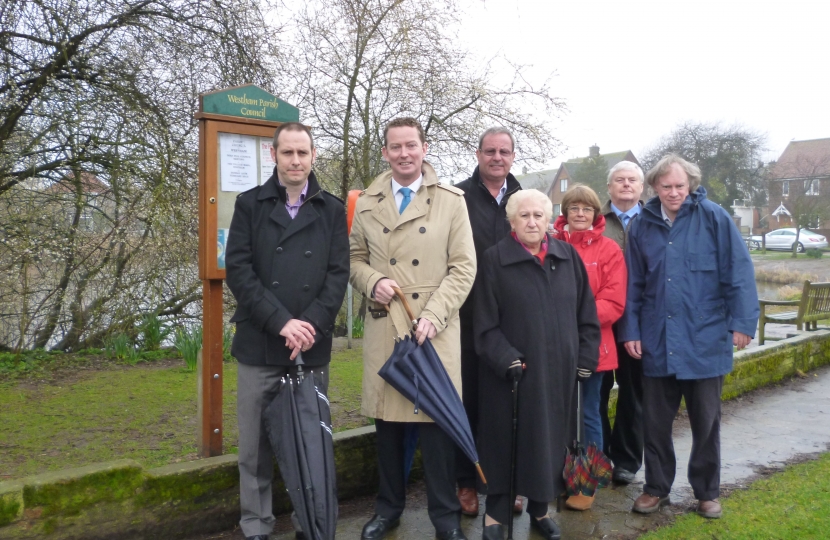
[
  {"left": 497, "top": 233, "right": 573, "bottom": 267},
  {"left": 469, "top": 166, "right": 521, "bottom": 201},
  {"left": 258, "top": 170, "right": 323, "bottom": 203}
]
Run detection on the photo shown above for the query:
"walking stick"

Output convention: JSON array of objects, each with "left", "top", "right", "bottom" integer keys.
[{"left": 507, "top": 375, "right": 519, "bottom": 540}]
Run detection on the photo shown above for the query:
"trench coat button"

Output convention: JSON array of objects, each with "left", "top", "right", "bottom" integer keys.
[
  {"left": 379, "top": 197, "right": 385, "bottom": 202},
  {"left": 412, "top": 293, "right": 419, "bottom": 299},
  {"left": 305, "top": 251, "right": 312, "bottom": 257},
  {"left": 276, "top": 247, "right": 283, "bottom": 253},
  {"left": 427, "top": 198, "right": 431, "bottom": 204},
  {"left": 390, "top": 258, "right": 396, "bottom": 265},
  {"left": 383, "top": 227, "right": 390, "bottom": 233},
  {"left": 412, "top": 259, "right": 419, "bottom": 266},
  {"left": 419, "top": 227, "right": 426, "bottom": 233},
  {"left": 272, "top": 281, "right": 279, "bottom": 287},
  {"left": 303, "top": 285, "right": 310, "bottom": 291}
]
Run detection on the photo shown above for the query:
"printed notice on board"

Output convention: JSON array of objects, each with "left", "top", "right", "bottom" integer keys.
[
  {"left": 259, "top": 137, "right": 275, "bottom": 185},
  {"left": 219, "top": 133, "right": 257, "bottom": 192}
]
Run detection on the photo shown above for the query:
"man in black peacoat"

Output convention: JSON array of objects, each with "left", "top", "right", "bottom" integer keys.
[
  {"left": 453, "top": 127, "right": 521, "bottom": 515},
  {"left": 225, "top": 123, "right": 349, "bottom": 540}
]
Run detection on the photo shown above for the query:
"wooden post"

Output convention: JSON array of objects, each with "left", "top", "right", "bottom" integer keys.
[
  {"left": 196, "top": 85, "right": 300, "bottom": 457},
  {"left": 199, "top": 279, "right": 225, "bottom": 455}
]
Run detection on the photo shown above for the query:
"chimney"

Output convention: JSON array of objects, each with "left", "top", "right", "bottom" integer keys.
[{"left": 589, "top": 144, "right": 600, "bottom": 157}]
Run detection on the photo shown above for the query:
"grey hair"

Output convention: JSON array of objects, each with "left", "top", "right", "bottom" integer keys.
[
  {"left": 607, "top": 160, "right": 644, "bottom": 185},
  {"left": 645, "top": 154, "right": 702, "bottom": 192},
  {"left": 478, "top": 127, "right": 515, "bottom": 152},
  {"left": 505, "top": 189, "right": 553, "bottom": 223}
]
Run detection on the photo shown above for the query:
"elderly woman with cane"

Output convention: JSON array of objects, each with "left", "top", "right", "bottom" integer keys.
[
  {"left": 551, "top": 184, "right": 627, "bottom": 511},
  {"left": 474, "top": 189, "right": 600, "bottom": 540}
]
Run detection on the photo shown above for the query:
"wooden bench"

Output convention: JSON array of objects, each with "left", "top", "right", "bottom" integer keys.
[{"left": 758, "top": 280, "right": 830, "bottom": 345}]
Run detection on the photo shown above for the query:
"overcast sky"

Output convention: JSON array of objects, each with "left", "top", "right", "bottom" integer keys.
[{"left": 457, "top": 0, "right": 830, "bottom": 170}]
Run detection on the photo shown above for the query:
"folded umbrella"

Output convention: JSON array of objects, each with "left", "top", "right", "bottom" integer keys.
[
  {"left": 563, "top": 380, "right": 612, "bottom": 497},
  {"left": 378, "top": 289, "right": 487, "bottom": 487},
  {"left": 264, "top": 356, "right": 337, "bottom": 540}
]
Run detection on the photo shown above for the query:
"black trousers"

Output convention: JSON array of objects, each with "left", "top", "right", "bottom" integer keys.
[
  {"left": 484, "top": 494, "right": 547, "bottom": 525},
  {"left": 600, "top": 341, "right": 644, "bottom": 473},
  {"left": 375, "top": 419, "right": 461, "bottom": 533},
  {"left": 456, "top": 346, "right": 479, "bottom": 489},
  {"left": 642, "top": 375, "right": 723, "bottom": 501}
]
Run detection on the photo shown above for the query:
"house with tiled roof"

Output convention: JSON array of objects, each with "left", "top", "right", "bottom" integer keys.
[
  {"left": 766, "top": 138, "right": 830, "bottom": 237},
  {"left": 517, "top": 146, "right": 640, "bottom": 218}
]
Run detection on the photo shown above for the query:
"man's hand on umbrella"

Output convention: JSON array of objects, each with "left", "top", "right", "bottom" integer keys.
[
  {"left": 280, "top": 319, "right": 316, "bottom": 359},
  {"left": 624, "top": 340, "right": 642, "bottom": 359},
  {"left": 373, "top": 278, "right": 399, "bottom": 304},
  {"left": 414, "top": 318, "right": 436, "bottom": 345},
  {"left": 733, "top": 331, "right": 751, "bottom": 350}
]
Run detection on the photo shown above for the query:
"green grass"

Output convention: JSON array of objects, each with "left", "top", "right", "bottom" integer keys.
[
  {"left": 641, "top": 452, "right": 830, "bottom": 539},
  {"left": 0, "top": 347, "right": 365, "bottom": 481},
  {"left": 326, "top": 346, "right": 367, "bottom": 431}
]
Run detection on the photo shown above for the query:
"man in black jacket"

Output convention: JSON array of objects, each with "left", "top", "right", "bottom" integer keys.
[
  {"left": 225, "top": 122, "right": 349, "bottom": 540},
  {"left": 453, "top": 127, "right": 521, "bottom": 516}
]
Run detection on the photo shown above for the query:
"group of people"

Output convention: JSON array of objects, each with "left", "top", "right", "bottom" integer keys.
[{"left": 225, "top": 118, "right": 760, "bottom": 540}]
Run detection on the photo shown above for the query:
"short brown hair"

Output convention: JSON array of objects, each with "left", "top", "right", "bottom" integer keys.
[
  {"left": 273, "top": 122, "right": 314, "bottom": 150},
  {"left": 561, "top": 184, "right": 602, "bottom": 216},
  {"left": 383, "top": 117, "right": 425, "bottom": 147},
  {"left": 645, "top": 154, "right": 701, "bottom": 192}
]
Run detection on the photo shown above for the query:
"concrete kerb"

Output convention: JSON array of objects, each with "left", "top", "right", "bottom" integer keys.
[{"left": 1, "top": 330, "right": 828, "bottom": 539}]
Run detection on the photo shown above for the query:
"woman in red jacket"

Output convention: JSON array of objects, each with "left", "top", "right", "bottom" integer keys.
[{"left": 552, "top": 184, "right": 627, "bottom": 511}]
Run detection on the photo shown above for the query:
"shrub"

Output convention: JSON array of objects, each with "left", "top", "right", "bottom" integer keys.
[
  {"left": 352, "top": 316, "right": 364, "bottom": 339},
  {"left": 777, "top": 285, "right": 802, "bottom": 302},
  {"left": 223, "top": 325, "right": 235, "bottom": 362},
  {"left": 174, "top": 326, "right": 202, "bottom": 372},
  {"left": 805, "top": 249, "right": 823, "bottom": 259},
  {"left": 138, "top": 313, "right": 171, "bottom": 351},
  {"left": 754, "top": 268, "right": 818, "bottom": 284},
  {"left": 104, "top": 333, "right": 139, "bottom": 365}
]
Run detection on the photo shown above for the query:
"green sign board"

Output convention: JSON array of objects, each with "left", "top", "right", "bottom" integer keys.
[{"left": 201, "top": 85, "right": 299, "bottom": 123}]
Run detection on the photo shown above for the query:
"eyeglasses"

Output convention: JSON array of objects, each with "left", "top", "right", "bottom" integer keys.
[
  {"left": 481, "top": 149, "right": 514, "bottom": 157},
  {"left": 567, "top": 206, "right": 595, "bottom": 215}
]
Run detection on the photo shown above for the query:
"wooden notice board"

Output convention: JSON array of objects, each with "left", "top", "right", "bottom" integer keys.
[{"left": 196, "top": 84, "right": 300, "bottom": 456}]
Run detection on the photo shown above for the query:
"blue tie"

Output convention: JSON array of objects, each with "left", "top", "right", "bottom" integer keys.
[
  {"left": 621, "top": 214, "right": 630, "bottom": 229},
  {"left": 399, "top": 187, "right": 412, "bottom": 214}
]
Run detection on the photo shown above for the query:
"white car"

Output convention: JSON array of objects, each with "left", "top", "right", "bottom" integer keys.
[{"left": 748, "top": 228, "right": 828, "bottom": 252}]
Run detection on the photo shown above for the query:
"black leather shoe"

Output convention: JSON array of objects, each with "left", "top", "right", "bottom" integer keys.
[
  {"left": 361, "top": 514, "right": 400, "bottom": 540},
  {"left": 482, "top": 523, "right": 504, "bottom": 540},
  {"left": 613, "top": 467, "right": 636, "bottom": 484},
  {"left": 296, "top": 532, "right": 306, "bottom": 540},
  {"left": 530, "top": 516, "right": 561, "bottom": 540},
  {"left": 436, "top": 528, "right": 467, "bottom": 540},
  {"left": 245, "top": 536, "right": 269, "bottom": 540}
]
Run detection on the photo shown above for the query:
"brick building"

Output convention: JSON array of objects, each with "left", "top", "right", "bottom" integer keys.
[{"left": 766, "top": 138, "right": 830, "bottom": 238}]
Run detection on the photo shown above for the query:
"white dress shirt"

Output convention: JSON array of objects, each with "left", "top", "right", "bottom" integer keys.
[{"left": 392, "top": 175, "right": 424, "bottom": 209}]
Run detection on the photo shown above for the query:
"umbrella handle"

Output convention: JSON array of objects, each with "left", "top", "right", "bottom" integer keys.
[{"left": 382, "top": 286, "right": 418, "bottom": 331}]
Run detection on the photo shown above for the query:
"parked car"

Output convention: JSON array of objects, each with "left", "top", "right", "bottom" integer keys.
[{"left": 748, "top": 228, "right": 828, "bottom": 252}]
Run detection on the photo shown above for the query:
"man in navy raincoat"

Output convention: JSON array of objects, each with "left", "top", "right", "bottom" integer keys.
[{"left": 619, "top": 154, "right": 759, "bottom": 520}]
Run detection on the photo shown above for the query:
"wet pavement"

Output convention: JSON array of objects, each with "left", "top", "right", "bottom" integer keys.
[{"left": 188, "top": 361, "right": 830, "bottom": 540}]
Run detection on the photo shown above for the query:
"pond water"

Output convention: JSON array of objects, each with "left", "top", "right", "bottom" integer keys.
[{"left": 755, "top": 280, "right": 800, "bottom": 301}]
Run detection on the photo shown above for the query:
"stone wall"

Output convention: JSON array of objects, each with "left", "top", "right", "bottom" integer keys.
[{"left": 1, "top": 330, "right": 828, "bottom": 539}]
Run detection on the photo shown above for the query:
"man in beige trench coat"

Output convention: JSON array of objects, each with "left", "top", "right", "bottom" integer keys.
[{"left": 350, "top": 117, "right": 476, "bottom": 540}]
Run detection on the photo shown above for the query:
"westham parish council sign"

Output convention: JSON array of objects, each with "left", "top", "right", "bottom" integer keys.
[{"left": 200, "top": 84, "right": 299, "bottom": 122}]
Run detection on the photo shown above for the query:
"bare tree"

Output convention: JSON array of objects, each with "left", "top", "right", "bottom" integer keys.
[
  {"left": 642, "top": 121, "right": 767, "bottom": 212},
  {"left": 283, "top": 0, "right": 565, "bottom": 199},
  {"left": 0, "top": 0, "right": 279, "bottom": 350}
]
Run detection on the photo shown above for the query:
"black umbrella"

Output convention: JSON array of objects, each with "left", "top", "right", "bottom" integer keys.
[
  {"left": 378, "top": 333, "right": 488, "bottom": 488},
  {"left": 264, "top": 357, "right": 337, "bottom": 540}
]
